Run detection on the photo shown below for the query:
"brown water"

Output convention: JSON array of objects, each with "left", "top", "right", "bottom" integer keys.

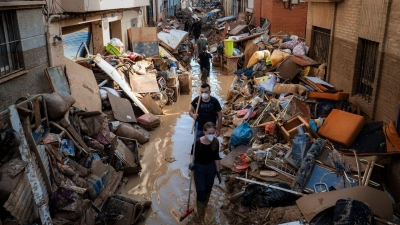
[{"left": 125, "top": 62, "right": 234, "bottom": 225}]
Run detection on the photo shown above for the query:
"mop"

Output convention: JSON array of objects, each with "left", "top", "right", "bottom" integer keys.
[{"left": 179, "top": 122, "right": 198, "bottom": 222}]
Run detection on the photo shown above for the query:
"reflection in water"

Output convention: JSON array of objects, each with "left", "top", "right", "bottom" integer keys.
[{"left": 125, "top": 61, "right": 233, "bottom": 225}]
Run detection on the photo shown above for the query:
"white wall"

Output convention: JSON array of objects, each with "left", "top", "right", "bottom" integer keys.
[
  {"left": 48, "top": 8, "right": 144, "bottom": 66},
  {"left": 248, "top": 0, "right": 254, "bottom": 8}
]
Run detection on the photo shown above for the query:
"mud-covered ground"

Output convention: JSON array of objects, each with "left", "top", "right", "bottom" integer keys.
[
  {"left": 123, "top": 62, "right": 232, "bottom": 225},
  {"left": 121, "top": 61, "right": 303, "bottom": 225}
]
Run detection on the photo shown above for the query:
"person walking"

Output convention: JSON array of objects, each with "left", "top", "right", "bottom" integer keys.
[
  {"left": 189, "top": 83, "right": 222, "bottom": 139},
  {"left": 189, "top": 122, "right": 222, "bottom": 225},
  {"left": 196, "top": 46, "right": 212, "bottom": 83},
  {"left": 184, "top": 19, "right": 191, "bottom": 32},
  {"left": 192, "top": 18, "right": 202, "bottom": 41}
]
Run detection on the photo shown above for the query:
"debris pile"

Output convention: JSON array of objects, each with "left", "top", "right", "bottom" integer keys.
[
  {"left": 0, "top": 30, "right": 193, "bottom": 223},
  {"left": 217, "top": 30, "right": 400, "bottom": 225}
]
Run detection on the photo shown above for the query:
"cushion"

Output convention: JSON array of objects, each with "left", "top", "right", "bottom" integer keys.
[
  {"left": 318, "top": 109, "right": 365, "bottom": 147},
  {"left": 309, "top": 92, "right": 350, "bottom": 101},
  {"left": 384, "top": 121, "right": 400, "bottom": 153}
]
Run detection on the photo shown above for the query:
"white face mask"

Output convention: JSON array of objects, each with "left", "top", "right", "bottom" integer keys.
[
  {"left": 201, "top": 93, "right": 209, "bottom": 99},
  {"left": 206, "top": 134, "right": 214, "bottom": 141}
]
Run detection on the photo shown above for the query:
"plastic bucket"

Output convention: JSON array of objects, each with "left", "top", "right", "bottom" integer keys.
[{"left": 224, "top": 39, "right": 234, "bottom": 56}]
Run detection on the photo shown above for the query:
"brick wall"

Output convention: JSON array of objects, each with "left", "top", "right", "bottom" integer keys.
[
  {"left": 253, "top": 0, "right": 261, "bottom": 26},
  {"left": 259, "top": 0, "right": 308, "bottom": 37},
  {"left": 374, "top": 0, "right": 400, "bottom": 123},
  {"left": 307, "top": 0, "right": 400, "bottom": 122}
]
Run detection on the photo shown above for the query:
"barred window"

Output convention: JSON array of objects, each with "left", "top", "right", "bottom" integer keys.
[
  {"left": 310, "top": 26, "right": 331, "bottom": 64},
  {"left": 356, "top": 38, "right": 379, "bottom": 102},
  {"left": 0, "top": 11, "right": 22, "bottom": 78}
]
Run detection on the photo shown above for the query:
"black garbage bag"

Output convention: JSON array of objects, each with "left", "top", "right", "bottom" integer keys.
[
  {"left": 241, "top": 182, "right": 294, "bottom": 209},
  {"left": 333, "top": 198, "right": 372, "bottom": 225}
]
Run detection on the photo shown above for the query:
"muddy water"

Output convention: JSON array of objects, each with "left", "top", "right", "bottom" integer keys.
[{"left": 126, "top": 62, "right": 234, "bottom": 225}]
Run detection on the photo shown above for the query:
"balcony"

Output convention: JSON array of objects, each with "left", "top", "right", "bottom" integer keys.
[{"left": 60, "top": 0, "right": 149, "bottom": 13}]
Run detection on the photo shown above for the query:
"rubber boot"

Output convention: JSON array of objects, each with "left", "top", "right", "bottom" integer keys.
[{"left": 196, "top": 201, "right": 206, "bottom": 225}]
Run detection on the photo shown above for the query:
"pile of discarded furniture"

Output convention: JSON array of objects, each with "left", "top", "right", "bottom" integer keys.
[
  {"left": 218, "top": 33, "right": 400, "bottom": 225},
  {"left": 0, "top": 29, "right": 194, "bottom": 223}
]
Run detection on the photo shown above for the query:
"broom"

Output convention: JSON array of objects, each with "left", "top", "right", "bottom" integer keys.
[{"left": 179, "top": 122, "right": 198, "bottom": 222}]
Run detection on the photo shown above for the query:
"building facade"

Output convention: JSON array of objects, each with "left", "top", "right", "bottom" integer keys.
[
  {"left": 0, "top": 0, "right": 149, "bottom": 111},
  {"left": 252, "top": 0, "right": 308, "bottom": 37},
  {"left": 306, "top": 0, "right": 400, "bottom": 122},
  {"left": 0, "top": 1, "right": 51, "bottom": 111},
  {"left": 48, "top": 0, "right": 149, "bottom": 66}
]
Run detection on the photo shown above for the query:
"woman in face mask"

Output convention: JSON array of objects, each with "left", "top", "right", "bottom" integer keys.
[{"left": 188, "top": 122, "right": 222, "bottom": 224}]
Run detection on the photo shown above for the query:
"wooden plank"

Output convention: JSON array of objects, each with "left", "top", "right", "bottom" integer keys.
[{"left": 64, "top": 57, "right": 102, "bottom": 112}]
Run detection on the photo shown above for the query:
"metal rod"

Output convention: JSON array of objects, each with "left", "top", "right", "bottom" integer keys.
[
  {"left": 361, "top": 161, "right": 371, "bottom": 185},
  {"left": 364, "top": 161, "right": 375, "bottom": 186},
  {"left": 236, "top": 177, "right": 306, "bottom": 196},
  {"left": 359, "top": 159, "right": 384, "bottom": 168},
  {"left": 353, "top": 150, "right": 362, "bottom": 185}
]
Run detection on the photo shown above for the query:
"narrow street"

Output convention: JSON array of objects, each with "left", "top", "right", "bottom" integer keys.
[{"left": 125, "top": 63, "right": 233, "bottom": 225}]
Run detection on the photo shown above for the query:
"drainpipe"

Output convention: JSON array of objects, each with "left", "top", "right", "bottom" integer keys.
[{"left": 45, "top": 15, "right": 62, "bottom": 67}]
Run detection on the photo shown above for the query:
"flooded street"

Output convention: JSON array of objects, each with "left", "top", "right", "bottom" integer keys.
[{"left": 125, "top": 62, "right": 234, "bottom": 225}]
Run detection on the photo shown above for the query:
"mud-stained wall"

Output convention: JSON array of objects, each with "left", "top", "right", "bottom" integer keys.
[{"left": 0, "top": 8, "right": 51, "bottom": 112}]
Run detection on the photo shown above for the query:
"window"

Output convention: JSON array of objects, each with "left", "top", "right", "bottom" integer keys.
[
  {"left": 310, "top": 26, "right": 331, "bottom": 65},
  {"left": 355, "top": 38, "right": 379, "bottom": 102},
  {"left": 0, "top": 11, "right": 22, "bottom": 78}
]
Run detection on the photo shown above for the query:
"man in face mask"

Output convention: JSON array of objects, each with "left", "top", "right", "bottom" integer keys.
[{"left": 189, "top": 83, "right": 222, "bottom": 139}]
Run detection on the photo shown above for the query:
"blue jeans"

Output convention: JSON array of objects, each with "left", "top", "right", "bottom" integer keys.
[{"left": 194, "top": 161, "right": 217, "bottom": 201}]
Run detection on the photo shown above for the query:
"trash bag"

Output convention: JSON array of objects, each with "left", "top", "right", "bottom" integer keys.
[
  {"left": 241, "top": 182, "right": 294, "bottom": 209},
  {"left": 291, "top": 133, "right": 312, "bottom": 168},
  {"left": 229, "top": 122, "right": 253, "bottom": 147},
  {"left": 333, "top": 198, "right": 372, "bottom": 225}
]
